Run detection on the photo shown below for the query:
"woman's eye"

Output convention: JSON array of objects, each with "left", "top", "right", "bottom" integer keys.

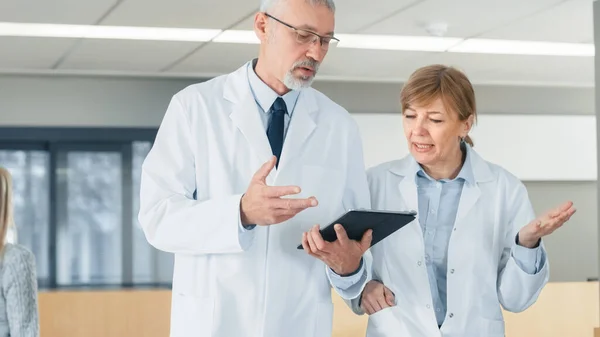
[
  {"left": 404, "top": 115, "right": 415, "bottom": 119},
  {"left": 431, "top": 119, "right": 442, "bottom": 123}
]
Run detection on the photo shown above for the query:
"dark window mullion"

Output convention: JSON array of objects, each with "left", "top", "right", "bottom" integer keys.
[{"left": 121, "top": 143, "right": 133, "bottom": 287}]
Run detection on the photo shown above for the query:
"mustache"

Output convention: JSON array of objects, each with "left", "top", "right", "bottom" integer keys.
[{"left": 292, "top": 59, "right": 320, "bottom": 72}]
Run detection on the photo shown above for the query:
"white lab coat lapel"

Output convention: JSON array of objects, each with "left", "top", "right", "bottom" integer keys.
[
  {"left": 224, "top": 66, "right": 318, "bottom": 175},
  {"left": 454, "top": 147, "right": 494, "bottom": 227},
  {"left": 278, "top": 91, "right": 317, "bottom": 171},
  {"left": 225, "top": 66, "right": 273, "bottom": 165},
  {"left": 454, "top": 182, "right": 480, "bottom": 228},
  {"left": 389, "top": 158, "right": 422, "bottom": 239}
]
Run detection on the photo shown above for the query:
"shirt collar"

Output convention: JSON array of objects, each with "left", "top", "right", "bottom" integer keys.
[
  {"left": 415, "top": 142, "right": 475, "bottom": 185},
  {"left": 247, "top": 58, "right": 300, "bottom": 114}
]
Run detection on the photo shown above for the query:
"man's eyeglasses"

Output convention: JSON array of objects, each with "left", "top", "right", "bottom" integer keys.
[{"left": 264, "top": 13, "right": 339, "bottom": 50}]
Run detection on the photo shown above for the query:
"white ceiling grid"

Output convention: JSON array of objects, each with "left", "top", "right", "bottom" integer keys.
[{"left": 0, "top": 0, "right": 594, "bottom": 86}]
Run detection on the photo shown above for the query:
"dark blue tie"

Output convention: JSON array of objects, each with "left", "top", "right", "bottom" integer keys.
[{"left": 267, "top": 97, "right": 286, "bottom": 168}]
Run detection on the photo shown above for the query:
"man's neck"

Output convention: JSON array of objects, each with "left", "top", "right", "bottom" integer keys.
[{"left": 254, "top": 58, "right": 290, "bottom": 96}]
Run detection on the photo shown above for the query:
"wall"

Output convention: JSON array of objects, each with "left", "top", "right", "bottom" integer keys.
[
  {"left": 353, "top": 113, "right": 597, "bottom": 181},
  {"left": 0, "top": 73, "right": 596, "bottom": 281},
  {"left": 525, "top": 181, "right": 598, "bottom": 282},
  {"left": 594, "top": 0, "right": 600, "bottom": 306},
  {"left": 0, "top": 74, "right": 594, "bottom": 128}
]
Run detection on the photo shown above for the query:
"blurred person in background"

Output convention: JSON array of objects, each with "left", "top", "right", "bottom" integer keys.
[
  {"left": 0, "top": 167, "right": 39, "bottom": 337},
  {"left": 328, "top": 65, "right": 576, "bottom": 337}
]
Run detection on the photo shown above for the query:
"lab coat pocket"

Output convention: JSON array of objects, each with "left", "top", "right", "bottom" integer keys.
[
  {"left": 367, "top": 307, "right": 404, "bottom": 337},
  {"left": 481, "top": 318, "right": 506, "bottom": 337},
  {"left": 170, "top": 294, "right": 214, "bottom": 337}
]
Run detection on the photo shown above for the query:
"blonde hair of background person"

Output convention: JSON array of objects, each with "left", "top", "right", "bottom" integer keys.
[
  {"left": 0, "top": 167, "right": 39, "bottom": 337},
  {"left": 326, "top": 65, "right": 577, "bottom": 337}
]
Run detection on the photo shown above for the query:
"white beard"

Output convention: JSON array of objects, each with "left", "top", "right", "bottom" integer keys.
[
  {"left": 283, "top": 70, "right": 315, "bottom": 90},
  {"left": 283, "top": 59, "right": 320, "bottom": 90}
]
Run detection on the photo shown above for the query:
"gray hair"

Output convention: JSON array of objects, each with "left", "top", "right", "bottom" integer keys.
[{"left": 260, "top": 0, "right": 335, "bottom": 13}]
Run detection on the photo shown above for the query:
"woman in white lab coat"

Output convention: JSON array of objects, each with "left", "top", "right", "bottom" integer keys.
[{"left": 352, "top": 65, "right": 576, "bottom": 337}]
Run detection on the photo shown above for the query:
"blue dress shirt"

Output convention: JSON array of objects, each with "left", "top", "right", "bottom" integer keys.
[
  {"left": 238, "top": 59, "right": 301, "bottom": 239},
  {"left": 247, "top": 58, "right": 300, "bottom": 137}
]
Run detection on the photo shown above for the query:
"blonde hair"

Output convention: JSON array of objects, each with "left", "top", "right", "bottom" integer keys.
[
  {"left": 400, "top": 64, "right": 477, "bottom": 146},
  {"left": 0, "top": 167, "right": 14, "bottom": 251}
]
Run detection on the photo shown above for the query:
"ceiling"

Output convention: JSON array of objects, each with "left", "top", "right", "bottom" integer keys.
[{"left": 0, "top": 0, "right": 595, "bottom": 86}]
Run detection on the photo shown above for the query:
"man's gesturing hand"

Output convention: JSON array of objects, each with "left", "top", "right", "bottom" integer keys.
[{"left": 240, "top": 156, "right": 318, "bottom": 226}]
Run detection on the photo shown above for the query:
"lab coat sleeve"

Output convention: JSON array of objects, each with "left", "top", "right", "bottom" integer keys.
[
  {"left": 345, "top": 250, "right": 373, "bottom": 316},
  {"left": 511, "top": 236, "right": 546, "bottom": 274},
  {"left": 326, "top": 256, "right": 368, "bottom": 300},
  {"left": 329, "top": 120, "right": 372, "bottom": 313},
  {"left": 138, "top": 95, "right": 254, "bottom": 255},
  {"left": 497, "top": 182, "right": 549, "bottom": 312}
]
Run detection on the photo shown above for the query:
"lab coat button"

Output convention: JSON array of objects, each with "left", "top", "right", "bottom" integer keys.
[
  {"left": 449, "top": 313, "right": 454, "bottom": 318},
  {"left": 426, "top": 304, "right": 431, "bottom": 309},
  {"left": 450, "top": 269, "right": 455, "bottom": 274},
  {"left": 417, "top": 261, "right": 422, "bottom": 266}
]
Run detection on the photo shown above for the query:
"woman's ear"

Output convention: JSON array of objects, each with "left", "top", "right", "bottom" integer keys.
[{"left": 463, "top": 114, "right": 474, "bottom": 135}]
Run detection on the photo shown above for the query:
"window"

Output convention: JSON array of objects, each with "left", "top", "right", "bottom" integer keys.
[
  {"left": 56, "top": 149, "right": 123, "bottom": 285},
  {"left": 0, "top": 128, "right": 173, "bottom": 288}
]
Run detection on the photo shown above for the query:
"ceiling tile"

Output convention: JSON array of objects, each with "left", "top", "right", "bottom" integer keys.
[
  {"left": 58, "top": 39, "right": 201, "bottom": 72},
  {"left": 396, "top": 51, "right": 595, "bottom": 86},
  {"left": 361, "top": 0, "right": 566, "bottom": 38},
  {"left": 102, "top": 0, "right": 258, "bottom": 29},
  {"left": 481, "top": 0, "right": 593, "bottom": 43},
  {"left": 0, "top": 37, "right": 76, "bottom": 69},
  {"left": 320, "top": 48, "right": 594, "bottom": 86},
  {"left": 232, "top": 0, "right": 419, "bottom": 33},
  {"left": 232, "top": 16, "right": 255, "bottom": 30},
  {"left": 318, "top": 48, "right": 513, "bottom": 83},
  {"left": 0, "top": 0, "right": 118, "bottom": 24},
  {"left": 333, "top": 0, "right": 421, "bottom": 33},
  {"left": 463, "top": 54, "right": 595, "bottom": 86},
  {"left": 169, "top": 43, "right": 259, "bottom": 75},
  {"left": 318, "top": 47, "right": 427, "bottom": 80}
]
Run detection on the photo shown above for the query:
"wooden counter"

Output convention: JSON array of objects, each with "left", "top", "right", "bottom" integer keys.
[{"left": 38, "top": 282, "right": 599, "bottom": 337}]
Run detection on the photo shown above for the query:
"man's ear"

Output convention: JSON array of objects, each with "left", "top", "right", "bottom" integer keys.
[{"left": 254, "top": 12, "right": 269, "bottom": 43}]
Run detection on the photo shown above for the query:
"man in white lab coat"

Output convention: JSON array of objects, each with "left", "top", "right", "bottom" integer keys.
[{"left": 138, "top": 0, "right": 372, "bottom": 336}]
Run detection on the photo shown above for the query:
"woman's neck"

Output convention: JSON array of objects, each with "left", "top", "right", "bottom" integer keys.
[{"left": 422, "top": 145, "right": 466, "bottom": 180}]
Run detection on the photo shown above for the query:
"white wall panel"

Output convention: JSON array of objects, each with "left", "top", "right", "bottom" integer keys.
[{"left": 353, "top": 113, "right": 597, "bottom": 181}]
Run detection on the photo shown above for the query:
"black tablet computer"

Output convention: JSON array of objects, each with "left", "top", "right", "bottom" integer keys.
[{"left": 297, "top": 209, "right": 417, "bottom": 249}]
